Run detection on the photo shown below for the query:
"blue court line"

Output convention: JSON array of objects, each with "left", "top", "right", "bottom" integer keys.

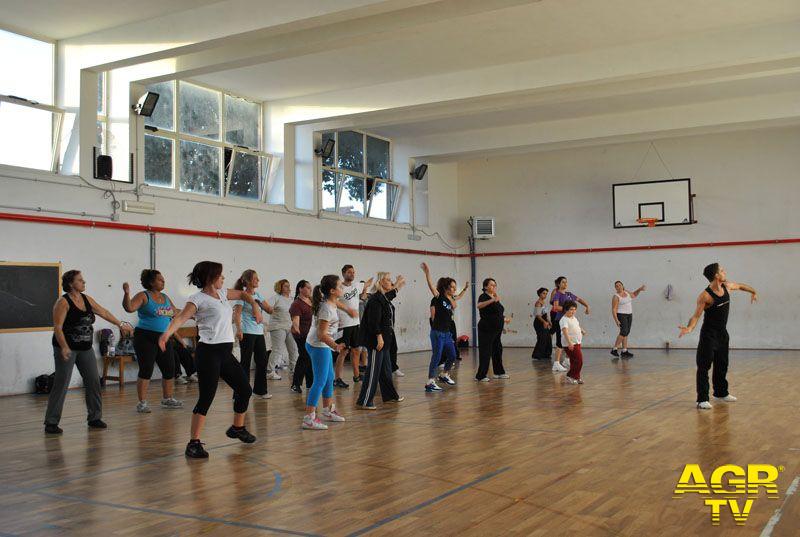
[
  {"left": 2, "top": 486, "right": 319, "bottom": 536},
  {"left": 345, "top": 466, "right": 511, "bottom": 537},
  {"left": 588, "top": 389, "right": 686, "bottom": 434}
]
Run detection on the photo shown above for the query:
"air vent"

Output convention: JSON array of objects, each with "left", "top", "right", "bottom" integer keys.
[{"left": 472, "top": 217, "right": 495, "bottom": 239}]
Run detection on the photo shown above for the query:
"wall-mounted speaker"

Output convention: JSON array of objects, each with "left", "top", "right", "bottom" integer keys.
[{"left": 93, "top": 147, "right": 112, "bottom": 180}]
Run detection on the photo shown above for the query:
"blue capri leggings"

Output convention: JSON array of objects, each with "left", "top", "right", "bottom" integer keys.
[{"left": 306, "top": 343, "right": 335, "bottom": 407}]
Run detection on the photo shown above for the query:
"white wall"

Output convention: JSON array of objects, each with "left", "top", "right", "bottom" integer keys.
[
  {"left": 455, "top": 126, "right": 800, "bottom": 350},
  {"left": 0, "top": 161, "right": 462, "bottom": 395}
]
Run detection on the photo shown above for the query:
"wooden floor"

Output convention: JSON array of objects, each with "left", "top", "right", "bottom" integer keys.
[{"left": 1, "top": 347, "right": 798, "bottom": 536}]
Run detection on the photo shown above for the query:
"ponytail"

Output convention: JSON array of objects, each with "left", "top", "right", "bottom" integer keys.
[
  {"left": 235, "top": 269, "right": 256, "bottom": 291},
  {"left": 312, "top": 274, "right": 340, "bottom": 315},
  {"left": 311, "top": 285, "right": 324, "bottom": 315}
]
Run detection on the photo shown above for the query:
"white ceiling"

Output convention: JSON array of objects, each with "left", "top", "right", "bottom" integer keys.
[
  {"left": 195, "top": 0, "right": 800, "bottom": 102},
  {"left": 0, "top": 0, "right": 223, "bottom": 40}
]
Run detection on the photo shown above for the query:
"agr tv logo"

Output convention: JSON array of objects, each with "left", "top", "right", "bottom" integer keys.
[{"left": 673, "top": 464, "right": 783, "bottom": 525}]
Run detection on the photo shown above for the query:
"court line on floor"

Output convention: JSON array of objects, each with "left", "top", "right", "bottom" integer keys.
[
  {"left": 587, "top": 389, "right": 687, "bottom": 434},
  {"left": 760, "top": 474, "right": 800, "bottom": 537},
  {"left": 345, "top": 465, "right": 511, "bottom": 537},
  {"left": 3, "top": 486, "right": 319, "bottom": 536}
]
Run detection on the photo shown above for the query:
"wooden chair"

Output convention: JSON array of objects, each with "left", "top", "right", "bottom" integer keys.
[{"left": 101, "top": 330, "right": 136, "bottom": 390}]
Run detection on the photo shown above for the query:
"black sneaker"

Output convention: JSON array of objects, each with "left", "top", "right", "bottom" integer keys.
[
  {"left": 353, "top": 375, "right": 362, "bottom": 383},
  {"left": 621, "top": 350, "right": 634, "bottom": 358},
  {"left": 44, "top": 424, "right": 63, "bottom": 435},
  {"left": 87, "top": 419, "right": 107, "bottom": 429},
  {"left": 185, "top": 440, "right": 209, "bottom": 458},
  {"left": 290, "top": 384, "right": 302, "bottom": 394},
  {"left": 610, "top": 349, "right": 619, "bottom": 357},
  {"left": 334, "top": 378, "right": 349, "bottom": 389},
  {"left": 226, "top": 426, "right": 256, "bottom": 443}
]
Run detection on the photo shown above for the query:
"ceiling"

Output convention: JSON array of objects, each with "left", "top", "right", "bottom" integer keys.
[{"left": 0, "top": 0, "right": 223, "bottom": 40}]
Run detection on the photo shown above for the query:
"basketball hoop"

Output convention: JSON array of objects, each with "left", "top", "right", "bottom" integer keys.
[{"left": 637, "top": 218, "right": 658, "bottom": 228}]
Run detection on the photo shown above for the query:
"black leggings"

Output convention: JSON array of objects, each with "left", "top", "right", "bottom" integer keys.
[
  {"left": 239, "top": 334, "right": 270, "bottom": 396},
  {"left": 174, "top": 345, "right": 195, "bottom": 377},
  {"left": 532, "top": 317, "right": 553, "bottom": 360},
  {"left": 292, "top": 335, "right": 314, "bottom": 389},
  {"left": 194, "top": 342, "right": 252, "bottom": 416},
  {"left": 133, "top": 328, "right": 175, "bottom": 380},
  {"left": 476, "top": 327, "right": 505, "bottom": 379}
]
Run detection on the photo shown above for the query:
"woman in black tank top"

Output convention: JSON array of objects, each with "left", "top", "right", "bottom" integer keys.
[{"left": 45, "top": 270, "right": 132, "bottom": 435}]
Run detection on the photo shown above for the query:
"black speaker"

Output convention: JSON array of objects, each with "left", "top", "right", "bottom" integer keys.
[{"left": 95, "top": 154, "right": 112, "bottom": 180}]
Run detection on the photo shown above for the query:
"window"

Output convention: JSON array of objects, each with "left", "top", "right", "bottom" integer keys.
[
  {"left": 318, "top": 130, "right": 400, "bottom": 220},
  {"left": 0, "top": 30, "right": 61, "bottom": 172},
  {"left": 141, "top": 80, "right": 271, "bottom": 202}
]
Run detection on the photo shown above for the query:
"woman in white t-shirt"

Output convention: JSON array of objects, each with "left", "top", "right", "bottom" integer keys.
[
  {"left": 302, "top": 274, "right": 347, "bottom": 430},
  {"left": 611, "top": 281, "right": 646, "bottom": 358},
  {"left": 267, "top": 279, "right": 299, "bottom": 380},
  {"left": 158, "top": 261, "right": 262, "bottom": 459}
]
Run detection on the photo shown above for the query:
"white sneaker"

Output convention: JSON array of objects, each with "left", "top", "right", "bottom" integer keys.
[
  {"left": 475, "top": 377, "right": 491, "bottom": 382},
  {"left": 322, "top": 405, "right": 346, "bottom": 422},
  {"left": 187, "top": 373, "right": 198, "bottom": 383},
  {"left": 136, "top": 401, "right": 151, "bottom": 413},
  {"left": 493, "top": 374, "right": 510, "bottom": 379},
  {"left": 714, "top": 395, "right": 737, "bottom": 402},
  {"left": 175, "top": 376, "right": 188, "bottom": 385},
  {"left": 697, "top": 401, "right": 713, "bottom": 410},
  {"left": 302, "top": 413, "right": 328, "bottom": 430},
  {"left": 564, "top": 376, "right": 579, "bottom": 385},
  {"left": 437, "top": 374, "right": 456, "bottom": 386},
  {"left": 552, "top": 362, "right": 568, "bottom": 372},
  {"left": 267, "top": 372, "right": 282, "bottom": 380},
  {"left": 259, "top": 393, "right": 272, "bottom": 400},
  {"left": 160, "top": 397, "right": 183, "bottom": 409},
  {"left": 393, "top": 369, "right": 405, "bottom": 377}
]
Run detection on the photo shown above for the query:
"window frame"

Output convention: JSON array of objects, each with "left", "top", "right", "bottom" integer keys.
[
  {"left": 318, "top": 129, "right": 401, "bottom": 221},
  {"left": 140, "top": 79, "right": 273, "bottom": 202},
  {"left": 0, "top": 94, "right": 64, "bottom": 173}
]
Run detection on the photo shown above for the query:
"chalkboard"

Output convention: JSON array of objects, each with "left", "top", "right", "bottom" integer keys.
[{"left": 0, "top": 262, "right": 61, "bottom": 333}]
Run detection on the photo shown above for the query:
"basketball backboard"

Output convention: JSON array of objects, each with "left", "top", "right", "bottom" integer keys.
[{"left": 612, "top": 178, "right": 694, "bottom": 229}]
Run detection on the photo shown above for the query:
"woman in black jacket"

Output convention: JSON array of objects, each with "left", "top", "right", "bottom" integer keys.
[{"left": 356, "top": 272, "right": 403, "bottom": 409}]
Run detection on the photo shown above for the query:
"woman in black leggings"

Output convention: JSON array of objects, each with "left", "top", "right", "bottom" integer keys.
[
  {"left": 475, "top": 278, "right": 511, "bottom": 381},
  {"left": 290, "top": 280, "right": 314, "bottom": 393},
  {"left": 159, "top": 261, "right": 262, "bottom": 459}
]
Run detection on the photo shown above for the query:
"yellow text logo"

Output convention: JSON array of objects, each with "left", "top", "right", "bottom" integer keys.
[{"left": 673, "top": 464, "right": 783, "bottom": 525}]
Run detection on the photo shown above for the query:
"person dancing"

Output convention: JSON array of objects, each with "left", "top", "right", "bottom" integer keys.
[
  {"left": 232, "top": 269, "right": 272, "bottom": 400},
  {"left": 420, "top": 263, "right": 459, "bottom": 391},
  {"left": 290, "top": 280, "right": 314, "bottom": 394},
  {"left": 679, "top": 263, "right": 757, "bottom": 409},
  {"left": 550, "top": 276, "right": 590, "bottom": 372},
  {"left": 532, "top": 287, "right": 553, "bottom": 360},
  {"left": 475, "top": 278, "right": 511, "bottom": 381},
  {"left": 610, "top": 281, "right": 645, "bottom": 358}
]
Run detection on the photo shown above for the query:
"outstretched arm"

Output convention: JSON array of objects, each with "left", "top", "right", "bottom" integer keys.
[
  {"left": 576, "top": 296, "right": 591, "bottom": 315},
  {"left": 631, "top": 285, "right": 646, "bottom": 298},
  {"left": 454, "top": 281, "right": 469, "bottom": 300},
  {"left": 335, "top": 300, "right": 358, "bottom": 318},
  {"left": 159, "top": 303, "right": 197, "bottom": 350},
  {"left": 420, "top": 262, "right": 438, "bottom": 297},
  {"left": 86, "top": 295, "right": 132, "bottom": 336},
  {"left": 726, "top": 281, "right": 758, "bottom": 303},
  {"left": 679, "top": 292, "right": 712, "bottom": 337}
]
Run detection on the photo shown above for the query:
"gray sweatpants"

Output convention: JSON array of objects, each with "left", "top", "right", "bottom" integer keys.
[{"left": 44, "top": 347, "right": 102, "bottom": 426}]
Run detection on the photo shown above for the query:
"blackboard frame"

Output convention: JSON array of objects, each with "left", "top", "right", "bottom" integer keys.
[{"left": 0, "top": 261, "right": 62, "bottom": 333}]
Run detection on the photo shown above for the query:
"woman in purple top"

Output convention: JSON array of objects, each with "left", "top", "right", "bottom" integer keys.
[{"left": 550, "top": 276, "right": 590, "bottom": 372}]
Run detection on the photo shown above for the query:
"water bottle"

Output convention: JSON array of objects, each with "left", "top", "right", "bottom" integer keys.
[{"left": 108, "top": 345, "right": 115, "bottom": 357}]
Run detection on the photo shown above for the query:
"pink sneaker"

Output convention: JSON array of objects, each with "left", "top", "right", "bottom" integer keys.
[
  {"left": 322, "top": 405, "right": 346, "bottom": 422},
  {"left": 302, "top": 413, "right": 328, "bottom": 430}
]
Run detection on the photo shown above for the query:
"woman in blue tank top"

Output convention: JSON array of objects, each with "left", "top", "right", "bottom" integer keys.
[{"left": 122, "top": 269, "right": 183, "bottom": 414}]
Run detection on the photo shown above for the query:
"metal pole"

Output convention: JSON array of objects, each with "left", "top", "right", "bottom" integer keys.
[
  {"left": 149, "top": 232, "right": 156, "bottom": 269},
  {"left": 469, "top": 234, "right": 477, "bottom": 347}
]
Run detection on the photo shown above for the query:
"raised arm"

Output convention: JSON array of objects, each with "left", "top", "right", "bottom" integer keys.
[
  {"left": 726, "top": 281, "right": 758, "bottom": 303},
  {"left": 52, "top": 298, "right": 71, "bottom": 361},
  {"left": 454, "top": 281, "right": 469, "bottom": 301},
  {"left": 393, "top": 275, "right": 406, "bottom": 292},
  {"left": 227, "top": 289, "right": 263, "bottom": 324},
  {"left": 420, "top": 262, "right": 438, "bottom": 297},
  {"left": 159, "top": 303, "right": 197, "bottom": 350},
  {"left": 360, "top": 278, "right": 374, "bottom": 300},
  {"left": 679, "top": 292, "right": 712, "bottom": 337},
  {"left": 611, "top": 295, "right": 620, "bottom": 326},
  {"left": 631, "top": 285, "right": 646, "bottom": 298},
  {"left": 86, "top": 295, "right": 132, "bottom": 336},
  {"left": 121, "top": 282, "right": 148, "bottom": 313}
]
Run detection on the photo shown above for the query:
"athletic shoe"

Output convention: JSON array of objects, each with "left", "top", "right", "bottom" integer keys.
[
  {"left": 438, "top": 374, "right": 456, "bottom": 386},
  {"left": 621, "top": 351, "right": 634, "bottom": 358},
  {"left": 564, "top": 376, "right": 579, "bottom": 385},
  {"left": 577, "top": 378, "right": 585, "bottom": 384},
  {"left": 260, "top": 393, "right": 273, "bottom": 399},
  {"left": 393, "top": 369, "right": 405, "bottom": 377},
  {"left": 353, "top": 375, "right": 363, "bottom": 383},
  {"left": 385, "top": 397, "right": 405, "bottom": 403},
  {"left": 88, "top": 419, "right": 107, "bottom": 429},
  {"left": 185, "top": 440, "right": 209, "bottom": 458},
  {"left": 302, "top": 414, "right": 328, "bottom": 430},
  {"left": 438, "top": 363, "right": 445, "bottom": 370},
  {"left": 357, "top": 403, "right": 378, "bottom": 410},
  {"left": 425, "top": 381, "right": 443, "bottom": 392},
  {"left": 552, "top": 362, "right": 568, "bottom": 372},
  {"left": 160, "top": 397, "right": 183, "bottom": 409},
  {"left": 475, "top": 377, "right": 490, "bottom": 382},
  {"left": 175, "top": 376, "right": 188, "bottom": 385},
  {"left": 290, "top": 385, "right": 302, "bottom": 394},
  {"left": 334, "top": 378, "right": 349, "bottom": 389},
  {"left": 493, "top": 374, "right": 510, "bottom": 379},
  {"left": 714, "top": 394, "right": 737, "bottom": 402},
  {"left": 44, "top": 424, "right": 63, "bottom": 435},
  {"left": 697, "top": 401, "right": 713, "bottom": 410},
  {"left": 187, "top": 373, "right": 199, "bottom": 383},
  {"left": 136, "top": 401, "right": 152, "bottom": 413},
  {"left": 225, "top": 425, "right": 256, "bottom": 443},
  {"left": 610, "top": 349, "right": 619, "bottom": 357},
  {"left": 267, "top": 371, "right": 282, "bottom": 380},
  {"left": 322, "top": 406, "right": 346, "bottom": 422}
]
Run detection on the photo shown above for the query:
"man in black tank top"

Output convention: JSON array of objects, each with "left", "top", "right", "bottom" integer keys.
[{"left": 679, "top": 263, "right": 758, "bottom": 409}]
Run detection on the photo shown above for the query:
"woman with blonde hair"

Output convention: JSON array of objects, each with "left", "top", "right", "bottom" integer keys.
[
  {"left": 267, "top": 279, "right": 299, "bottom": 380},
  {"left": 232, "top": 269, "right": 273, "bottom": 399}
]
